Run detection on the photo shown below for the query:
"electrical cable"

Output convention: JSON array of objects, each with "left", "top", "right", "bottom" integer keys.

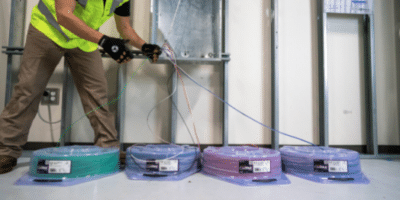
[
  {"left": 161, "top": 46, "right": 318, "bottom": 147},
  {"left": 161, "top": 43, "right": 201, "bottom": 149},
  {"left": 202, "top": 146, "right": 290, "bottom": 186},
  {"left": 279, "top": 146, "right": 370, "bottom": 184},
  {"left": 28, "top": 146, "right": 119, "bottom": 180},
  {"left": 125, "top": 144, "right": 200, "bottom": 180},
  {"left": 37, "top": 104, "right": 61, "bottom": 124},
  {"left": 47, "top": 104, "right": 55, "bottom": 143},
  {"left": 146, "top": 68, "right": 196, "bottom": 145}
]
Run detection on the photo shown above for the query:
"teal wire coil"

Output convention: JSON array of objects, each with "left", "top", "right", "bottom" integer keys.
[{"left": 29, "top": 146, "right": 119, "bottom": 180}]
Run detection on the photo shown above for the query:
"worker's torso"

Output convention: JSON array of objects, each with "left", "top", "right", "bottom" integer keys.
[{"left": 30, "top": 0, "right": 129, "bottom": 52}]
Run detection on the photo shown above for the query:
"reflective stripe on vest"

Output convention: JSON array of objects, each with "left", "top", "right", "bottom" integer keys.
[
  {"left": 77, "top": 0, "right": 88, "bottom": 8},
  {"left": 37, "top": 0, "right": 119, "bottom": 42},
  {"left": 110, "top": 0, "right": 124, "bottom": 15},
  {"left": 38, "top": 0, "right": 70, "bottom": 41}
]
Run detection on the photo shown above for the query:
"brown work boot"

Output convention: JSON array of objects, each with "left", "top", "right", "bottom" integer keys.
[{"left": 0, "top": 155, "right": 17, "bottom": 174}]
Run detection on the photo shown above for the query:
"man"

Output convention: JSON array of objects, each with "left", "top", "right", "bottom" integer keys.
[{"left": 0, "top": 0, "right": 161, "bottom": 174}]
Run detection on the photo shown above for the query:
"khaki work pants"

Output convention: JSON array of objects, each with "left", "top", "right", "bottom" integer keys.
[{"left": 0, "top": 25, "right": 119, "bottom": 158}]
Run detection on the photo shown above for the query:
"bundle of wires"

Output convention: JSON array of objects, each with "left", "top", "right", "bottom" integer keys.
[
  {"left": 202, "top": 146, "right": 290, "bottom": 186},
  {"left": 280, "top": 146, "right": 370, "bottom": 184},
  {"left": 125, "top": 144, "right": 200, "bottom": 181},
  {"left": 15, "top": 146, "right": 120, "bottom": 186}
]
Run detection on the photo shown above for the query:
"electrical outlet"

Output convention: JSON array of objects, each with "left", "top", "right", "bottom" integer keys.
[{"left": 41, "top": 88, "right": 60, "bottom": 105}]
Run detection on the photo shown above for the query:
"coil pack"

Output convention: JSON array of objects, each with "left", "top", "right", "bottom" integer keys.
[{"left": 280, "top": 146, "right": 370, "bottom": 184}]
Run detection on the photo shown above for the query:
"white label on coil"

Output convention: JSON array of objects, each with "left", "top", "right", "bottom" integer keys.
[
  {"left": 249, "top": 160, "right": 270, "bottom": 173},
  {"left": 326, "top": 160, "right": 348, "bottom": 173},
  {"left": 156, "top": 160, "right": 179, "bottom": 172},
  {"left": 48, "top": 160, "right": 71, "bottom": 174}
]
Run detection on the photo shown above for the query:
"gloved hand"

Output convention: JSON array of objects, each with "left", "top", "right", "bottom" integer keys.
[
  {"left": 141, "top": 43, "right": 162, "bottom": 63},
  {"left": 98, "top": 35, "right": 134, "bottom": 64}
]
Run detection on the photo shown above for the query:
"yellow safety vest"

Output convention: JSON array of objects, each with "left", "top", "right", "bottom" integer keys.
[{"left": 30, "top": 0, "right": 130, "bottom": 52}]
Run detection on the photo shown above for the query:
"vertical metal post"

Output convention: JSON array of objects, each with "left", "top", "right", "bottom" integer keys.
[
  {"left": 115, "top": 1, "right": 136, "bottom": 150},
  {"left": 223, "top": 0, "right": 229, "bottom": 146},
  {"left": 271, "top": 0, "right": 279, "bottom": 150},
  {"left": 364, "top": 12, "right": 378, "bottom": 155},
  {"left": 60, "top": 60, "right": 74, "bottom": 146},
  {"left": 170, "top": 71, "right": 178, "bottom": 143},
  {"left": 117, "top": 64, "right": 127, "bottom": 149},
  {"left": 318, "top": 0, "right": 329, "bottom": 147},
  {"left": 5, "top": 0, "right": 27, "bottom": 106}
]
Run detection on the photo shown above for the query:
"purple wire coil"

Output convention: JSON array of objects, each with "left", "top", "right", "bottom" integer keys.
[
  {"left": 202, "top": 146, "right": 290, "bottom": 186},
  {"left": 280, "top": 146, "right": 370, "bottom": 184}
]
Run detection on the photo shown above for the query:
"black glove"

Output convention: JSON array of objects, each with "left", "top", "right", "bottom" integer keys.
[
  {"left": 98, "top": 35, "right": 134, "bottom": 64},
  {"left": 141, "top": 43, "right": 162, "bottom": 63}
]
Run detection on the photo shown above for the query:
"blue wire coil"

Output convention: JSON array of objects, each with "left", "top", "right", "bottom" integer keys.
[
  {"left": 280, "top": 146, "right": 370, "bottom": 184},
  {"left": 125, "top": 144, "right": 200, "bottom": 180}
]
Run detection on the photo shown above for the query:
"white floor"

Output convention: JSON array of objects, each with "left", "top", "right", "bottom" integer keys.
[{"left": 1, "top": 151, "right": 400, "bottom": 200}]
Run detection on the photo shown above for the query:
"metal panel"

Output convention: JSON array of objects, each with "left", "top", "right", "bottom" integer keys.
[
  {"left": 271, "top": 0, "right": 279, "bottom": 150},
  {"left": 155, "top": 0, "right": 222, "bottom": 59},
  {"left": 324, "top": 0, "right": 373, "bottom": 14},
  {"left": 151, "top": 0, "right": 227, "bottom": 145}
]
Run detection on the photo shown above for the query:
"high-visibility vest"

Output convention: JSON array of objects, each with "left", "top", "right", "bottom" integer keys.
[{"left": 30, "top": 0, "right": 130, "bottom": 52}]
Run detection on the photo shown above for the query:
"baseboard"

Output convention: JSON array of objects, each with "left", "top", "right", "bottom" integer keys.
[{"left": 22, "top": 142, "right": 400, "bottom": 154}]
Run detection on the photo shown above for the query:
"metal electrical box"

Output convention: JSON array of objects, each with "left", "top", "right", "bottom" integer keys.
[
  {"left": 152, "top": 0, "right": 223, "bottom": 60},
  {"left": 324, "top": 0, "right": 373, "bottom": 14}
]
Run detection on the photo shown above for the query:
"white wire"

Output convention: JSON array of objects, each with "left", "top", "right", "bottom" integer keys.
[
  {"left": 146, "top": 69, "right": 196, "bottom": 145},
  {"left": 128, "top": 0, "right": 189, "bottom": 164},
  {"left": 37, "top": 105, "right": 61, "bottom": 124},
  {"left": 47, "top": 104, "right": 55, "bottom": 143},
  {"left": 166, "top": 0, "right": 183, "bottom": 39}
]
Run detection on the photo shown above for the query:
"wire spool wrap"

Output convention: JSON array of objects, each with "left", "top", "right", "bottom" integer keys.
[
  {"left": 202, "top": 146, "right": 290, "bottom": 186},
  {"left": 280, "top": 146, "right": 370, "bottom": 184},
  {"left": 125, "top": 144, "right": 200, "bottom": 181},
  {"left": 29, "top": 146, "right": 119, "bottom": 179},
  {"left": 15, "top": 146, "right": 120, "bottom": 187}
]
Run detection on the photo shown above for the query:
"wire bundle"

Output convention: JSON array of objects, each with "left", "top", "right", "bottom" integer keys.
[
  {"left": 15, "top": 146, "right": 120, "bottom": 186},
  {"left": 280, "top": 146, "right": 370, "bottom": 184},
  {"left": 125, "top": 144, "right": 200, "bottom": 181},
  {"left": 202, "top": 146, "right": 290, "bottom": 186}
]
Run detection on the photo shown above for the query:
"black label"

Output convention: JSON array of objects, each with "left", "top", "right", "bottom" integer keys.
[
  {"left": 146, "top": 159, "right": 159, "bottom": 172},
  {"left": 239, "top": 161, "right": 253, "bottom": 174},
  {"left": 314, "top": 160, "right": 329, "bottom": 172},
  {"left": 37, "top": 159, "right": 49, "bottom": 174},
  {"left": 314, "top": 160, "right": 348, "bottom": 173}
]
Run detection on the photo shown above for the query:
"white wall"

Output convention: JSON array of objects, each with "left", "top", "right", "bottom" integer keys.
[
  {"left": 228, "top": 0, "right": 271, "bottom": 145},
  {"left": 0, "top": 0, "right": 398, "bottom": 146},
  {"left": 278, "top": 0, "right": 319, "bottom": 145},
  {"left": 327, "top": 14, "right": 366, "bottom": 145}
]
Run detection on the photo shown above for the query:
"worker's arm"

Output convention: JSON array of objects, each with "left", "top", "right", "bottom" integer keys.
[
  {"left": 55, "top": 0, "right": 132, "bottom": 63},
  {"left": 115, "top": 15, "right": 161, "bottom": 63},
  {"left": 55, "top": 0, "right": 103, "bottom": 43}
]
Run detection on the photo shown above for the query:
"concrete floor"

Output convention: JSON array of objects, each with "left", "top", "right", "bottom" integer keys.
[{"left": 1, "top": 151, "right": 400, "bottom": 200}]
